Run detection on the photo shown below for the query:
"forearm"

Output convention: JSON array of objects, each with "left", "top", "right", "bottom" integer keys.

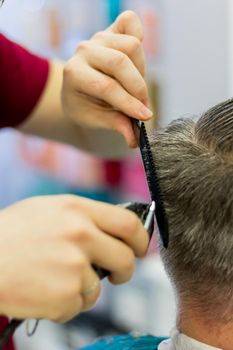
[{"left": 19, "top": 61, "right": 130, "bottom": 159}]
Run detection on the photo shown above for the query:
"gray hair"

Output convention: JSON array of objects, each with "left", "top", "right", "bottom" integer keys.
[{"left": 150, "top": 98, "right": 233, "bottom": 323}]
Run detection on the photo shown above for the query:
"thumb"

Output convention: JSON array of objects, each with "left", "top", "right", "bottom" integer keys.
[
  {"left": 108, "top": 10, "right": 143, "bottom": 42},
  {"left": 110, "top": 111, "right": 138, "bottom": 148}
]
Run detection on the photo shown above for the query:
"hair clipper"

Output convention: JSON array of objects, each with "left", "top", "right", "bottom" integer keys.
[{"left": 93, "top": 201, "right": 155, "bottom": 279}]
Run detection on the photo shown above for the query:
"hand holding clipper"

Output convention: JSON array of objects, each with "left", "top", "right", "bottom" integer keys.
[{"left": 93, "top": 201, "right": 155, "bottom": 280}]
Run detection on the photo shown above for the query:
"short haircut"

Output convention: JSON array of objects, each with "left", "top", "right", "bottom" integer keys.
[{"left": 150, "top": 98, "right": 233, "bottom": 323}]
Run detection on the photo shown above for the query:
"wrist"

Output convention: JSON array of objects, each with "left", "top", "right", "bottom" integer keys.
[{"left": 19, "top": 60, "right": 65, "bottom": 138}]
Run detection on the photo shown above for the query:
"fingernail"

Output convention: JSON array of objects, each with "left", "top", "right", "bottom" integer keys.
[{"left": 139, "top": 105, "right": 153, "bottom": 119}]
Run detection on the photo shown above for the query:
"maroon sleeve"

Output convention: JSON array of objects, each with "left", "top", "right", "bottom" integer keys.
[
  {"left": 0, "top": 34, "right": 49, "bottom": 128},
  {"left": 0, "top": 317, "right": 15, "bottom": 350}
]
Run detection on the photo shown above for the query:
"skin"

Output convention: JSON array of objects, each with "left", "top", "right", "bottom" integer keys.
[
  {"left": 178, "top": 301, "right": 233, "bottom": 349},
  {"left": 0, "top": 195, "right": 148, "bottom": 322},
  {"left": 20, "top": 11, "right": 153, "bottom": 153},
  {"left": 0, "top": 11, "right": 150, "bottom": 322}
]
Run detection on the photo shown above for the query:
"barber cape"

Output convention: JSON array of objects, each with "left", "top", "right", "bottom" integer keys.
[
  {"left": 159, "top": 329, "right": 222, "bottom": 350},
  {"left": 82, "top": 329, "right": 222, "bottom": 350}
]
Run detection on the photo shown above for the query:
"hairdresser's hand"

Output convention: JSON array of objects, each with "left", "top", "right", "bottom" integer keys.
[
  {"left": 62, "top": 11, "right": 152, "bottom": 148},
  {"left": 0, "top": 195, "right": 148, "bottom": 322}
]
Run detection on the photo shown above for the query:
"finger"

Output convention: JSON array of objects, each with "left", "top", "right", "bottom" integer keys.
[
  {"left": 81, "top": 266, "right": 101, "bottom": 311},
  {"left": 86, "top": 45, "right": 148, "bottom": 103},
  {"left": 84, "top": 108, "right": 138, "bottom": 148},
  {"left": 74, "top": 62, "right": 153, "bottom": 121},
  {"left": 81, "top": 225, "right": 136, "bottom": 285},
  {"left": 108, "top": 111, "right": 138, "bottom": 148},
  {"left": 55, "top": 295, "right": 84, "bottom": 323},
  {"left": 108, "top": 11, "right": 143, "bottom": 42},
  {"left": 77, "top": 198, "right": 149, "bottom": 257},
  {"left": 62, "top": 82, "right": 137, "bottom": 147},
  {"left": 93, "top": 32, "right": 145, "bottom": 76}
]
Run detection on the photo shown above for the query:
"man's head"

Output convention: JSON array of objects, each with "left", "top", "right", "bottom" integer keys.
[{"left": 151, "top": 98, "right": 233, "bottom": 324}]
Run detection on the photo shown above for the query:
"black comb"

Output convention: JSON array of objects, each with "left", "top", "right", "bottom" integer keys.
[{"left": 135, "top": 121, "right": 169, "bottom": 248}]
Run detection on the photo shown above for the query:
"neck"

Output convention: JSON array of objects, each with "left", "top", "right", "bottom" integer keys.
[{"left": 177, "top": 304, "right": 233, "bottom": 350}]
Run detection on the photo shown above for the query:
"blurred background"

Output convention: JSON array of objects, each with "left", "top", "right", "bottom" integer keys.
[{"left": 0, "top": 0, "right": 232, "bottom": 349}]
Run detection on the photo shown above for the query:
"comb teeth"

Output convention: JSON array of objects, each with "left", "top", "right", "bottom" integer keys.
[{"left": 138, "top": 122, "right": 169, "bottom": 248}]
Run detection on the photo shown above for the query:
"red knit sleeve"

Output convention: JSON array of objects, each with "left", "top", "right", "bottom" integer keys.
[{"left": 0, "top": 34, "right": 49, "bottom": 128}]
